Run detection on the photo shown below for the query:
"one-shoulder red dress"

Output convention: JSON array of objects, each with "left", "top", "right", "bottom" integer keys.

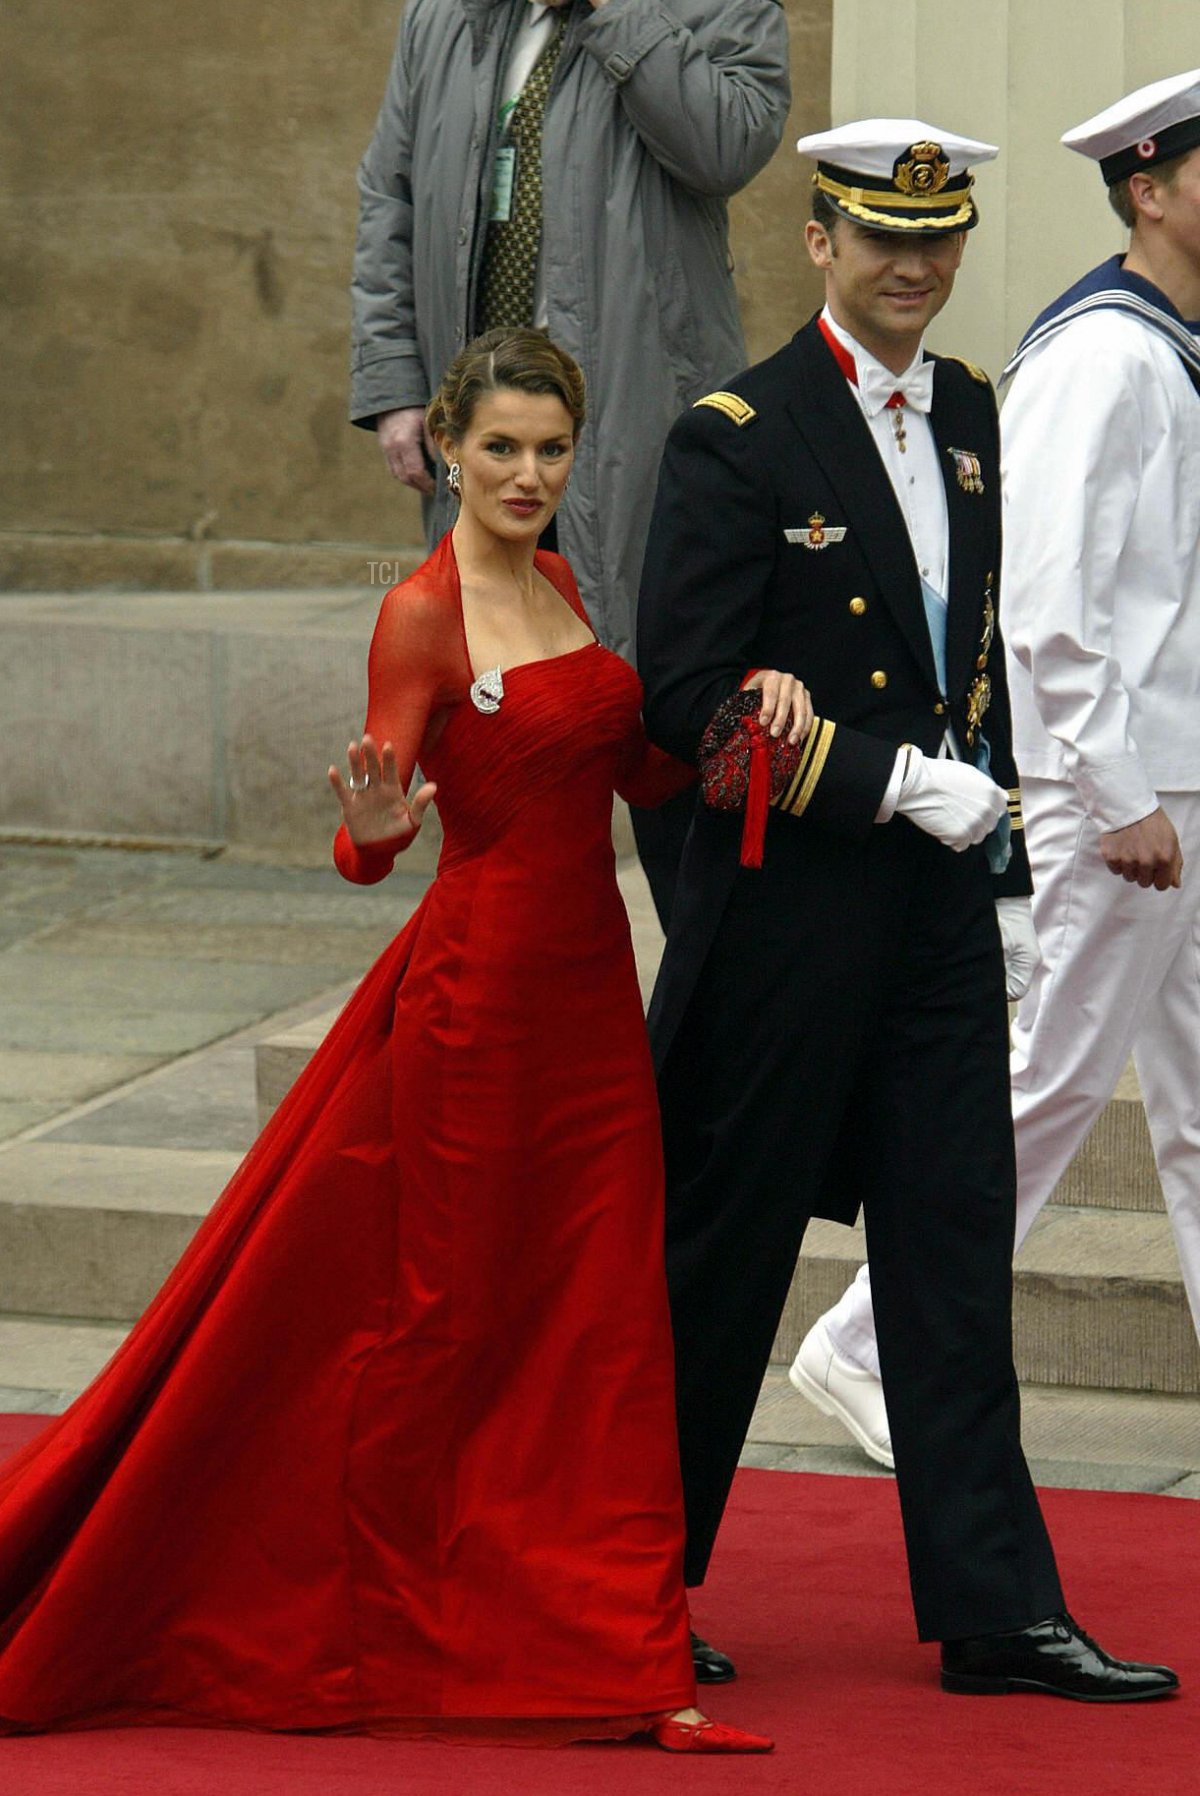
[{"left": 0, "top": 535, "right": 697, "bottom": 1737}]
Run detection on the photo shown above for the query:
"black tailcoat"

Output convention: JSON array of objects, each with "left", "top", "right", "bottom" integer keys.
[{"left": 638, "top": 317, "right": 1063, "bottom": 1640}]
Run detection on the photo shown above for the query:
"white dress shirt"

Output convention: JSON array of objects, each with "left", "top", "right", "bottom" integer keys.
[
  {"left": 820, "top": 309, "right": 956, "bottom": 819},
  {"left": 820, "top": 307, "right": 949, "bottom": 597}
]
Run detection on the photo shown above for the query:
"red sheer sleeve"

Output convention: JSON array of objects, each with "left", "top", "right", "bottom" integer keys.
[
  {"left": 615, "top": 733, "right": 697, "bottom": 807},
  {"left": 333, "top": 564, "right": 468, "bottom": 884}
]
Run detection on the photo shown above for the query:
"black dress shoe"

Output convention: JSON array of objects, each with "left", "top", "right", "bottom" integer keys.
[
  {"left": 690, "top": 1629, "right": 736, "bottom": 1684},
  {"left": 941, "top": 1612, "right": 1179, "bottom": 1702}
]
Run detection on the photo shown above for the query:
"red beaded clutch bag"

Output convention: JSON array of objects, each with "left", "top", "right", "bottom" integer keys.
[{"left": 698, "top": 690, "right": 803, "bottom": 869}]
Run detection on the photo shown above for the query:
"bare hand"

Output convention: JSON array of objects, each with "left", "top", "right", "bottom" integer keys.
[
  {"left": 742, "top": 670, "right": 813, "bottom": 746},
  {"left": 328, "top": 734, "right": 437, "bottom": 847},
  {"left": 377, "top": 407, "right": 436, "bottom": 495},
  {"left": 1099, "top": 806, "right": 1183, "bottom": 891}
]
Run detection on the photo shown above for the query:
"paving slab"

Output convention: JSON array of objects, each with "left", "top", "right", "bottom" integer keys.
[
  {"left": 96, "top": 885, "right": 426, "bottom": 931},
  {"left": 42, "top": 1045, "right": 262, "bottom": 1153},
  {"left": 0, "top": 952, "right": 352, "bottom": 1014},
  {"left": 27, "top": 919, "right": 406, "bottom": 968},
  {"left": 0, "top": 1003, "right": 253, "bottom": 1059},
  {"left": 0, "top": 1049, "right": 159, "bottom": 1105}
]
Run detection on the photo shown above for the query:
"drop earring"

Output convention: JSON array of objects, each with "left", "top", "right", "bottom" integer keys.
[{"left": 447, "top": 462, "right": 462, "bottom": 497}]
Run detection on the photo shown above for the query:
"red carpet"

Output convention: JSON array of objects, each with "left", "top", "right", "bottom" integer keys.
[{"left": 0, "top": 1415, "right": 1195, "bottom": 1795}]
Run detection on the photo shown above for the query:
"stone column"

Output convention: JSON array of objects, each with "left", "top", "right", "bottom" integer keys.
[{"left": 827, "top": 0, "right": 1200, "bottom": 374}]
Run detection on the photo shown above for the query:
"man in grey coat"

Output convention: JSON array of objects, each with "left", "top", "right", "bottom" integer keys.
[{"left": 350, "top": 0, "right": 790, "bottom": 919}]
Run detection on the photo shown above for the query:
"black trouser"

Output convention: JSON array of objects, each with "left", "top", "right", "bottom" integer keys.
[{"left": 656, "top": 821, "right": 1064, "bottom": 1642}]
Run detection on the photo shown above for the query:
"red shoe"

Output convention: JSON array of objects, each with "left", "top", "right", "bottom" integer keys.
[{"left": 651, "top": 1715, "right": 775, "bottom": 1754}]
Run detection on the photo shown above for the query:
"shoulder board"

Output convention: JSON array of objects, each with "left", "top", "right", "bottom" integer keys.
[
  {"left": 940, "top": 355, "right": 991, "bottom": 386},
  {"left": 693, "top": 391, "right": 757, "bottom": 426}
]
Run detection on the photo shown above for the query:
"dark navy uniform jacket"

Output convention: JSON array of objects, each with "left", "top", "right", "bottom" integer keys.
[{"left": 639, "top": 314, "right": 1030, "bottom": 1122}]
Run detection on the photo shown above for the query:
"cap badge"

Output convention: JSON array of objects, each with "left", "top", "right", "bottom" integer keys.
[
  {"left": 947, "top": 445, "right": 985, "bottom": 495},
  {"left": 1137, "top": 137, "right": 1157, "bottom": 159},
  {"left": 893, "top": 141, "right": 950, "bottom": 196}
]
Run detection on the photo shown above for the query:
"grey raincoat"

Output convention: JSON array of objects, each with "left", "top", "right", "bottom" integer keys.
[{"left": 350, "top": 0, "right": 790, "bottom": 658}]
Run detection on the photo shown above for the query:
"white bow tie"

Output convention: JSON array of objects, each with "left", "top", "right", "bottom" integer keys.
[{"left": 858, "top": 358, "right": 935, "bottom": 417}]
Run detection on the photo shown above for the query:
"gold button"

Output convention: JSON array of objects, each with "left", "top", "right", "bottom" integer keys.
[
  {"left": 933, "top": 701, "right": 946, "bottom": 715},
  {"left": 849, "top": 596, "right": 867, "bottom": 616},
  {"left": 870, "top": 670, "right": 888, "bottom": 690}
]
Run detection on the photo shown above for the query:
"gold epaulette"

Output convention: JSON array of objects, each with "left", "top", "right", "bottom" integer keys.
[
  {"left": 770, "top": 717, "right": 836, "bottom": 820},
  {"left": 693, "top": 390, "right": 757, "bottom": 426},
  {"left": 1006, "top": 786, "right": 1025, "bottom": 831},
  {"left": 942, "top": 355, "right": 991, "bottom": 386}
]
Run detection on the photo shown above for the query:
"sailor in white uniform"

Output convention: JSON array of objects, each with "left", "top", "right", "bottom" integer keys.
[{"left": 792, "top": 69, "right": 1200, "bottom": 1469}]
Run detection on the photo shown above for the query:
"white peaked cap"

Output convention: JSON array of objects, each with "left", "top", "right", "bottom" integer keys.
[
  {"left": 795, "top": 119, "right": 999, "bottom": 178},
  {"left": 795, "top": 119, "right": 998, "bottom": 234},
  {"left": 1062, "top": 68, "right": 1200, "bottom": 183}
]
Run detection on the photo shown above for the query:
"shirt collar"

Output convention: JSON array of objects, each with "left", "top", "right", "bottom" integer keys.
[{"left": 820, "top": 306, "right": 928, "bottom": 417}]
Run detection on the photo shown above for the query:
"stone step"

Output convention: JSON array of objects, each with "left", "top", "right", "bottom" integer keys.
[
  {"left": 748, "top": 1367, "right": 1200, "bottom": 1497},
  {"left": 1052, "top": 1060, "right": 1162, "bottom": 1213},
  {"left": 256, "top": 1005, "right": 1163, "bottom": 1210},
  {"left": 778, "top": 1207, "right": 1200, "bottom": 1396},
  {"left": 252, "top": 1005, "right": 1187, "bottom": 1398},
  {"left": 0, "top": 1314, "right": 131, "bottom": 1412},
  {"left": 0, "top": 1141, "right": 239, "bottom": 1321},
  {"left": 6, "top": 1133, "right": 1187, "bottom": 1396}
]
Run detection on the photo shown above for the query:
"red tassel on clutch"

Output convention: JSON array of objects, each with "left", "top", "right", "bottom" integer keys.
[{"left": 697, "top": 690, "right": 804, "bottom": 870}]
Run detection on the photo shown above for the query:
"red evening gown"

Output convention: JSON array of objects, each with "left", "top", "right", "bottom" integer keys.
[{"left": 0, "top": 535, "right": 697, "bottom": 1736}]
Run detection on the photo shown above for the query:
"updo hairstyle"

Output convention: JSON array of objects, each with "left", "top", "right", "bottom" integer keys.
[{"left": 425, "top": 327, "right": 586, "bottom": 446}]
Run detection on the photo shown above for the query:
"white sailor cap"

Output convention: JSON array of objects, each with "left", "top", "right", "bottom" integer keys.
[
  {"left": 1063, "top": 68, "right": 1200, "bottom": 184},
  {"left": 795, "top": 118, "right": 999, "bottom": 233}
]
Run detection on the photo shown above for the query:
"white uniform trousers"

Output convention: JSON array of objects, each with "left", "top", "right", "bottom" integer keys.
[{"left": 825, "top": 776, "right": 1200, "bottom": 1375}]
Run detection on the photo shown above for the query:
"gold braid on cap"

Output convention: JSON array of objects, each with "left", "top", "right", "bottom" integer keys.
[{"left": 813, "top": 171, "right": 976, "bottom": 231}]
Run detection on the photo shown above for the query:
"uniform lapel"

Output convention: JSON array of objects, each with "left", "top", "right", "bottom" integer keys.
[
  {"left": 929, "top": 361, "right": 985, "bottom": 702},
  {"left": 785, "top": 322, "right": 938, "bottom": 690}
]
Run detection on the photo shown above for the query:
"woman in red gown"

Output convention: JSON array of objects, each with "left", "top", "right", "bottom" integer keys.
[{"left": 0, "top": 330, "right": 788, "bottom": 1751}]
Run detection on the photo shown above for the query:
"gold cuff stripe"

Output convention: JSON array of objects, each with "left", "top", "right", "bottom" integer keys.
[
  {"left": 773, "top": 726, "right": 822, "bottom": 814},
  {"left": 790, "top": 718, "right": 836, "bottom": 817},
  {"left": 771, "top": 718, "right": 836, "bottom": 820},
  {"left": 693, "top": 391, "right": 757, "bottom": 426}
]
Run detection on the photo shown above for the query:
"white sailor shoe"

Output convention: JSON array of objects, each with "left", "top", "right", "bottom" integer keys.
[{"left": 788, "top": 1319, "right": 895, "bottom": 1470}]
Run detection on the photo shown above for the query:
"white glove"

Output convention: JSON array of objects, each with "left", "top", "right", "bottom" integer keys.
[
  {"left": 996, "top": 896, "right": 1040, "bottom": 1001},
  {"left": 892, "top": 746, "right": 1007, "bottom": 852}
]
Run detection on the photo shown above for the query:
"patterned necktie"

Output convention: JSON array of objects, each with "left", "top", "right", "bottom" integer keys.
[{"left": 476, "top": 13, "right": 567, "bottom": 331}]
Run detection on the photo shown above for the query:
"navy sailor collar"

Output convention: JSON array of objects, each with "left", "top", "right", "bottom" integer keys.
[{"left": 1003, "top": 255, "right": 1200, "bottom": 396}]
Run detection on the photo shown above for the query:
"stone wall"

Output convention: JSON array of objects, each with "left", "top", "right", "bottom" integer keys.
[{"left": 0, "top": 1, "right": 831, "bottom": 593}]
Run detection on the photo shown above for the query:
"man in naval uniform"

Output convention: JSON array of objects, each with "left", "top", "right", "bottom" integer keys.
[
  {"left": 638, "top": 119, "right": 1178, "bottom": 1701},
  {"left": 796, "top": 71, "right": 1200, "bottom": 1477}
]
